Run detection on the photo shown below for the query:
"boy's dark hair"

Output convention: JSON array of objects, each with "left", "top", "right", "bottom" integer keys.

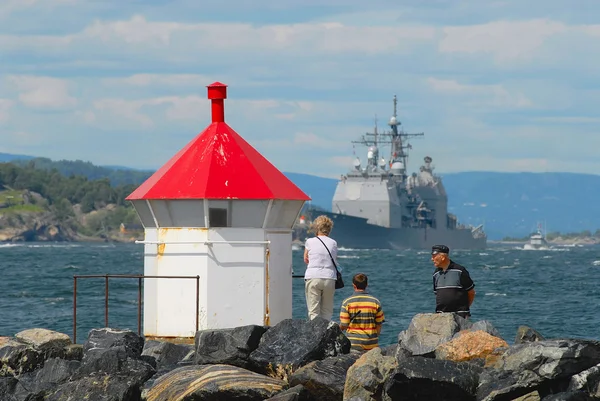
[{"left": 352, "top": 273, "right": 368, "bottom": 290}]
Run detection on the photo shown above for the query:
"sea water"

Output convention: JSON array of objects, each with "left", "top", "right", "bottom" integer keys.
[{"left": 1, "top": 242, "right": 598, "bottom": 345}]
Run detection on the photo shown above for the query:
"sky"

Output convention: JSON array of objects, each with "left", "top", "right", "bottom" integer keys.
[{"left": 1, "top": 0, "right": 599, "bottom": 178}]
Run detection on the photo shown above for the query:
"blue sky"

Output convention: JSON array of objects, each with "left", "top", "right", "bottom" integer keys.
[{"left": 1, "top": 0, "right": 599, "bottom": 178}]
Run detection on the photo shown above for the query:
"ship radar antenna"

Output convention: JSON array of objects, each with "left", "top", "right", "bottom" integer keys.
[
  {"left": 374, "top": 114, "right": 378, "bottom": 146},
  {"left": 388, "top": 95, "right": 399, "bottom": 127}
]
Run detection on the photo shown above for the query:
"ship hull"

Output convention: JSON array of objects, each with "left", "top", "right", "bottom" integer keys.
[{"left": 320, "top": 211, "right": 486, "bottom": 250}]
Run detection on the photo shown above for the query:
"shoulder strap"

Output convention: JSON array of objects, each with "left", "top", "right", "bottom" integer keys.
[{"left": 316, "top": 236, "right": 340, "bottom": 273}]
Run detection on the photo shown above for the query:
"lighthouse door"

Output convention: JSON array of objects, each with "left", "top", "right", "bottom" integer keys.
[{"left": 265, "top": 231, "right": 294, "bottom": 326}]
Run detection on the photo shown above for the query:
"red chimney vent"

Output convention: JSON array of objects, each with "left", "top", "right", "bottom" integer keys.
[{"left": 207, "top": 82, "right": 228, "bottom": 123}]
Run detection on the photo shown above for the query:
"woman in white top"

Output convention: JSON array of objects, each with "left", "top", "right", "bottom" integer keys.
[{"left": 303, "top": 215, "right": 338, "bottom": 320}]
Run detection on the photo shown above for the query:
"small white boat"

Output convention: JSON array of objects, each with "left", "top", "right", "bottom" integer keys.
[{"left": 523, "top": 224, "right": 550, "bottom": 250}]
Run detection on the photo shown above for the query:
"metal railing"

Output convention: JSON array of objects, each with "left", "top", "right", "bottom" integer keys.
[{"left": 72, "top": 274, "right": 200, "bottom": 344}]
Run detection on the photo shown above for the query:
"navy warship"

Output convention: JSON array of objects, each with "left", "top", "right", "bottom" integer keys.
[{"left": 318, "top": 96, "right": 487, "bottom": 250}]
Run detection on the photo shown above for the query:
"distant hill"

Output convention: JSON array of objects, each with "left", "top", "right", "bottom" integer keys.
[
  {"left": 1, "top": 152, "right": 599, "bottom": 239},
  {"left": 0, "top": 152, "right": 35, "bottom": 163},
  {"left": 10, "top": 158, "right": 153, "bottom": 187},
  {"left": 287, "top": 171, "right": 600, "bottom": 240},
  {"left": 441, "top": 171, "right": 600, "bottom": 240}
]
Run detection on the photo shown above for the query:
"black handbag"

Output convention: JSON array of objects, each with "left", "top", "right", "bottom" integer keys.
[{"left": 316, "top": 237, "right": 344, "bottom": 289}]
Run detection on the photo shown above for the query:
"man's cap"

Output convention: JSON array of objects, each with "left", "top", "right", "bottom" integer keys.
[{"left": 432, "top": 245, "right": 450, "bottom": 254}]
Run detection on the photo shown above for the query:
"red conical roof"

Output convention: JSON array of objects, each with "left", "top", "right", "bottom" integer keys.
[{"left": 126, "top": 83, "right": 310, "bottom": 201}]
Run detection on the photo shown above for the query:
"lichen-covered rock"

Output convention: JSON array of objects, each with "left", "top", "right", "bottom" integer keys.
[
  {"left": 344, "top": 347, "right": 398, "bottom": 401},
  {"left": 0, "top": 338, "right": 45, "bottom": 376},
  {"left": 15, "top": 328, "right": 71, "bottom": 353},
  {"left": 248, "top": 318, "right": 350, "bottom": 379},
  {"left": 435, "top": 330, "right": 508, "bottom": 362},
  {"left": 289, "top": 353, "right": 359, "bottom": 401},
  {"left": 145, "top": 364, "right": 287, "bottom": 401},
  {"left": 398, "top": 313, "right": 470, "bottom": 356},
  {"left": 194, "top": 325, "right": 267, "bottom": 369},
  {"left": 63, "top": 344, "right": 83, "bottom": 361}
]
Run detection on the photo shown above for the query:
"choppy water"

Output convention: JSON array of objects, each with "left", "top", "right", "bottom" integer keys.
[{"left": 1, "top": 242, "right": 598, "bottom": 345}]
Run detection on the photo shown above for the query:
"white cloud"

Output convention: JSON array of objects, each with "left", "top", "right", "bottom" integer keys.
[
  {"left": 532, "top": 116, "right": 600, "bottom": 124},
  {"left": 330, "top": 156, "right": 356, "bottom": 170},
  {"left": 93, "top": 98, "right": 155, "bottom": 127},
  {"left": 439, "top": 19, "right": 569, "bottom": 63},
  {"left": 2, "top": 5, "right": 600, "bottom": 177},
  {"left": 426, "top": 77, "right": 532, "bottom": 108},
  {"left": 8, "top": 131, "right": 41, "bottom": 146},
  {"left": 8, "top": 76, "right": 77, "bottom": 109},
  {"left": 0, "top": 99, "right": 13, "bottom": 122},
  {"left": 0, "top": 0, "right": 76, "bottom": 18},
  {"left": 105, "top": 74, "right": 217, "bottom": 87},
  {"left": 89, "top": 95, "right": 320, "bottom": 128},
  {"left": 1, "top": 15, "right": 436, "bottom": 57},
  {"left": 292, "top": 132, "right": 340, "bottom": 149}
]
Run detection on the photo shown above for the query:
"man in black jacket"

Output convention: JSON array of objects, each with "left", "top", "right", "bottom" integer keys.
[{"left": 431, "top": 244, "right": 476, "bottom": 318}]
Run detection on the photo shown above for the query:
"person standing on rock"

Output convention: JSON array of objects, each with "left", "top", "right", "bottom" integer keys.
[
  {"left": 339, "top": 273, "right": 385, "bottom": 351},
  {"left": 431, "top": 244, "right": 476, "bottom": 319},
  {"left": 303, "top": 215, "right": 338, "bottom": 320}
]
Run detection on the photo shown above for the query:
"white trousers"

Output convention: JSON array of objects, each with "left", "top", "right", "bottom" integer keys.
[{"left": 304, "top": 278, "right": 335, "bottom": 320}]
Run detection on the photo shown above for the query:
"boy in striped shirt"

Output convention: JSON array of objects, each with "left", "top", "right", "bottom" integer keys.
[{"left": 339, "top": 273, "right": 385, "bottom": 351}]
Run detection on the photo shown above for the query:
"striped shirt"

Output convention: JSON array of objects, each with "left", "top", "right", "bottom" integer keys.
[{"left": 339, "top": 291, "right": 385, "bottom": 351}]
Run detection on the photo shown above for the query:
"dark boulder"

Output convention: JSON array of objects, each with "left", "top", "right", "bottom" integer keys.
[
  {"left": 565, "top": 363, "right": 600, "bottom": 397},
  {"left": 264, "top": 384, "right": 314, "bottom": 401},
  {"left": 469, "top": 321, "right": 502, "bottom": 339},
  {"left": 194, "top": 325, "right": 267, "bottom": 369},
  {"left": 76, "top": 328, "right": 150, "bottom": 378},
  {"left": 248, "top": 318, "right": 350, "bottom": 379},
  {"left": 383, "top": 356, "right": 480, "bottom": 401},
  {"left": 477, "top": 339, "right": 600, "bottom": 401},
  {"left": 46, "top": 369, "right": 153, "bottom": 401},
  {"left": 43, "top": 328, "right": 156, "bottom": 401},
  {"left": 12, "top": 358, "right": 80, "bottom": 401},
  {"left": 142, "top": 340, "right": 193, "bottom": 371},
  {"left": 83, "top": 328, "right": 144, "bottom": 360},
  {"left": 289, "top": 353, "right": 360, "bottom": 401},
  {"left": 541, "top": 392, "right": 594, "bottom": 400},
  {"left": 0, "top": 377, "right": 18, "bottom": 401}
]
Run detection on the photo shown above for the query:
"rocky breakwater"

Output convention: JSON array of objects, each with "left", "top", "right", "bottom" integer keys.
[{"left": 0, "top": 314, "right": 599, "bottom": 401}]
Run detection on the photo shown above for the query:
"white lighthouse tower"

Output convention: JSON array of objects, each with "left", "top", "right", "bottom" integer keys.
[{"left": 126, "top": 82, "right": 310, "bottom": 340}]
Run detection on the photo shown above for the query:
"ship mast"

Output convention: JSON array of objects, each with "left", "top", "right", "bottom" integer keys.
[{"left": 352, "top": 95, "right": 424, "bottom": 174}]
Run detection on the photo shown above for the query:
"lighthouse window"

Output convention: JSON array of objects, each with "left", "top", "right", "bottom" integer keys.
[{"left": 209, "top": 208, "right": 228, "bottom": 227}]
